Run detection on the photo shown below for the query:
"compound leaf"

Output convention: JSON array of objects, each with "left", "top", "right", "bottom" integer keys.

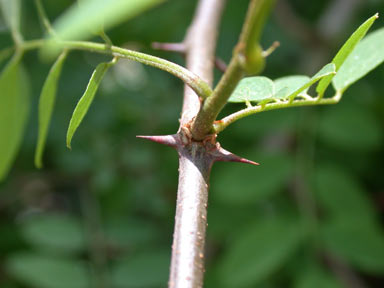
[{"left": 35, "top": 51, "right": 68, "bottom": 168}]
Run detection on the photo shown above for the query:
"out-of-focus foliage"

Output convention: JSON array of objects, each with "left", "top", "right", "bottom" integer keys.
[{"left": 0, "top": 0, "right": 383, "bottom": 287}]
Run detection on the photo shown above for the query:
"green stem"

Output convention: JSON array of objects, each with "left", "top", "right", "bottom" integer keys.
[
  {"left": 239, "top": 0, "right": 276, "bottom": 59},
  {"left": 213, "top": 92, "right": 342, "bottom": 133},
  {"left": 191, "top": 57, "right": 244, "bottom": 139},
  {"left": 191, "top": 0, "right": 275, "bottom": 140},
  {"left": 9, "top": 38, "right": 212, "bottom": 99}
]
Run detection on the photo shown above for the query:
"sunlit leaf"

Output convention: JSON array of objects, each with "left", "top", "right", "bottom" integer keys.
[
  {"left": 321, "top": 218, "right": 384, "bottom": 274},
  {"left": 333, "top": 27, "right": 384, "bottom": 92},
  {"left": 217, "top": 218, "right": 303, "bottom": 287},
  {"left": 51, "top": 0, "right": 164, "bottom": 42},
  {"left": 20, "top": 213, "right": 86, "bottom": 254},
  {"left": 228, "top": 76, "right": 274, "bottom": 103},
  {"left": 35, "top": 51, "right": 68, "bottom": 168},
  {"left": 6, "top": 253, "right": 91, "bottom": 288},
  {"left": 0, "top": 0, "right": 22, "bottom": 42},
  {"left": 273, "top": 75, "right": 309, "bottom": 99},
  {"left": 111, "top": 250, "right": 169, "bottom": 288},
  {"left": 0, "top": 54, "right": 30, "bottom": 181},
  {"left": 66, "top": 59, "right": 115, "bottom": 149},
  {"left": 316, "top": 14, "right": 378, "bottom": 96}
]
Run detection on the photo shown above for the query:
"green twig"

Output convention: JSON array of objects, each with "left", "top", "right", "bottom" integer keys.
[
  {"left": 213, "top": 92, "right": 342, "bottom": 134},
  {"left": 191, "top": 0, "right": 275, "bottom": 140},
  {"left": 12, "top": 38, "right": 212, "bottom": 99}
]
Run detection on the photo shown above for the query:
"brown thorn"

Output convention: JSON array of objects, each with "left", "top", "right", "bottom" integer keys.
[
  {"left": 136, "top": 134, "right": 179, "bottom": 148},
  {"left": 210, "top": 146, "right": 259, "bottom": 165}
]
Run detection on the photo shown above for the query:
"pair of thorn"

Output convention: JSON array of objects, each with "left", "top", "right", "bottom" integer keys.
[{"left": 136, "top": 134, "right": 259, "bottom": 166}]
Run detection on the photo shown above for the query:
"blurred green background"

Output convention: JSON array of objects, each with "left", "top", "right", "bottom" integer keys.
[{"left": 1, "top": 0, "right": 384, "bottom": 287}]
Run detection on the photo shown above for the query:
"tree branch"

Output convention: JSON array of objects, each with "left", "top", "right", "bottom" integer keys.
[
  {"left": 169, "top": 1, "right": 226, "bottom": 287},
  {"left": 179, "top": 0, "right": 225, "bottom": 126}
]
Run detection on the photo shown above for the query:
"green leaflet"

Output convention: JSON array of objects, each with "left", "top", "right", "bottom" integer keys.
[
  {"left": 228, "top": 76, "right": 274, "bottom": 103},
  {"left": 0, "top": 0, "right": 22, "bottom": 43},
  {"left": 316, "top": 14, "right": 378, "bottom": 96},
  {"left": 51, "top": 0, "right": 164, "bottom": 42},
  {"left": 35, "top": 51, "right": 68, "bottom": 168},
  {"left": 66, "top": 59, "right": 116, "bottom": 149},
  {"left": 0, "top": 54, "right": 30, "bottom": 181},
  {"left": 228, "top": 64, "right": 335, "bottom": 104},
  {"left": 333, "top": 27, "right": 384, "bottom": 92},
  {"left": 217, "top": 218, "right": 303, "bottom": 287}
]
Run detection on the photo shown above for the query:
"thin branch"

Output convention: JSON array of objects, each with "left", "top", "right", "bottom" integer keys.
[
  {"left": 179, "top": 0, "right": 225, "bottom": 126},
  {"left": 191, "top": 0, "right": 276, "bottom": 140},
  {"left": 213, "top": 93, "right": 342, "bottom": 134},
  {"left": 18, "top": 38, "right": 212, "bottom": 99},
  {"left": 169, "top": 1, "right": 226, "bottom": 287}
]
